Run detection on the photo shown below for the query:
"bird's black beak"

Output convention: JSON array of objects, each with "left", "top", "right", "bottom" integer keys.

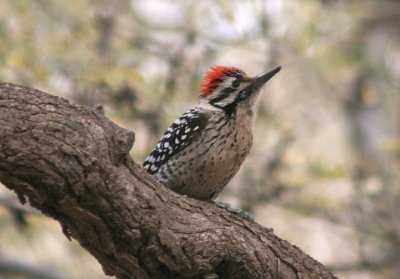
[
  {"left": 238, "top": 66, "right": 281, "bottom": 102},
  {"left": 252, "top": 66, "right": 281, "bottom": 89}
]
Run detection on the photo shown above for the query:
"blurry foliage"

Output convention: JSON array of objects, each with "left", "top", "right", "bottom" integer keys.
[{"left": 0, "top": 0, "right": 399, "bottom": 278}]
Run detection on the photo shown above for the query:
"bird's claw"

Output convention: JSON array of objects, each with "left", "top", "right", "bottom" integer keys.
[{"left": 211, "top": 201, "right": 254, "bottom": 221}]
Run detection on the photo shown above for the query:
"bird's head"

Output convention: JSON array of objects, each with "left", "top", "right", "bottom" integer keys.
[{"left": 199, "top": 65, "right": 281, "bottom": 114}]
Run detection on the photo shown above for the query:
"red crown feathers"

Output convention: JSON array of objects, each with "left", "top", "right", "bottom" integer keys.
[{"left": 200, "top": 66, "right": 244, "bottom": 96}]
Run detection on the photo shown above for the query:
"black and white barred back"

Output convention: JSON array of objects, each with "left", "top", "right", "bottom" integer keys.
[{"left": 143, "top": 108, "right": 207, "bottom": 174}]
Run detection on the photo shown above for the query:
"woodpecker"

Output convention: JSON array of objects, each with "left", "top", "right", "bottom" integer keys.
[{"left": 143, "top": 65, "right": 281, "bottom": 203}]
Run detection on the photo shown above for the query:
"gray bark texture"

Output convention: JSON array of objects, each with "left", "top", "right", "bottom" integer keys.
[{"left": 0, "top": 81, "right": 337, "bottom": 279}]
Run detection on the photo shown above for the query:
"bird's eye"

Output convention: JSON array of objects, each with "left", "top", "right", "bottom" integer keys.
[{"left": 231, "top": 79, "right": 240, "bottom": 88}]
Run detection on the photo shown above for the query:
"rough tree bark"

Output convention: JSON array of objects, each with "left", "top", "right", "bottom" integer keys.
[{"left": 0, "top": 82, "right": 336, "bottom": 279}]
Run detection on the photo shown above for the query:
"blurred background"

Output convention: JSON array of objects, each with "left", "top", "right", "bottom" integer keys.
[{"left": 0, "top": 0, "right": 399, "bottom": 278}]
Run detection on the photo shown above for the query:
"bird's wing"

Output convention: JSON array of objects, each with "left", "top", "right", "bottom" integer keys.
[{"left": 143, "top": 108, "right": 208, "bottom": 174}]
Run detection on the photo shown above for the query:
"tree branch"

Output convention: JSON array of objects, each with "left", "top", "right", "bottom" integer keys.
[{"left": 0, "top": 82, "right": 336, "bottom": 279}]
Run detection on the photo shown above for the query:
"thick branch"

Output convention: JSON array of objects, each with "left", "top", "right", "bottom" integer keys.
[{"left": 0, "top": 82, "right": 336, "bottom": 279}]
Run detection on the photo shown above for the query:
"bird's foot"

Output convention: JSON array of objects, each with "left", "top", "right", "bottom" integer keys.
[{"left": 210, "top": 201, "right": 254, "bottom": 221}]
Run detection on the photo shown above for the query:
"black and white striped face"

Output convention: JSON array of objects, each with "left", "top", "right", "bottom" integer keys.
[
  {"left": 207, "top": 75, "right": 253, "bottom": 109},
  {"left": 200, "top": 65, "right": 281, "bottom": 114}
]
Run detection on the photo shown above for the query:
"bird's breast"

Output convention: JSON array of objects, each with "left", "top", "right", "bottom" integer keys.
[{"left": 155, "top": 110, "right": 255, "bottom": 200}]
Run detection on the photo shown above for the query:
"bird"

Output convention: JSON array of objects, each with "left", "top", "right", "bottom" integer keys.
[{"left": 143, "top": 65, "right": 281, "bottom": 214}]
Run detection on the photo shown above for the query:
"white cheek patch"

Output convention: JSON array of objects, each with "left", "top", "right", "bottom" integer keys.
[
  {"left": 215, "top": 86, "right": 249, "bottom": 107},
  {"left": 213, "top": 93, "right": 237, "bottom": 107}
]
